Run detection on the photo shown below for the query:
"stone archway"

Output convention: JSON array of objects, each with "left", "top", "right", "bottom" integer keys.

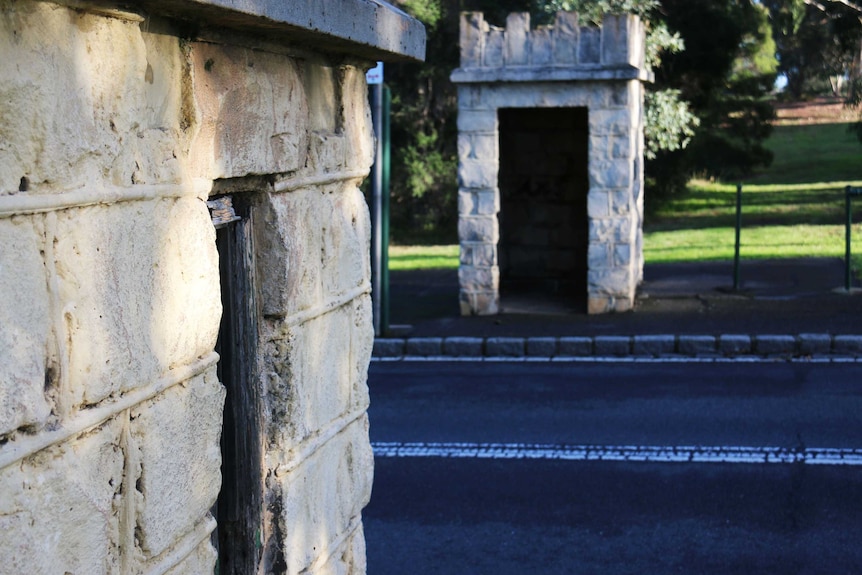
[{"left": 452, "top": 11, "right": 651, "bottom": 315}]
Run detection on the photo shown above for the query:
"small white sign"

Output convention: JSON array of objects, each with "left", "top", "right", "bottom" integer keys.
[{"left": 366, "top": 62, "right": 384, "bottom": 85}]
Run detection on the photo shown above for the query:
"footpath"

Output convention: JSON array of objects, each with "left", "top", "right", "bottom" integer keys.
[{"left": 373, "top": 258, "right": 862, "bottom": 360}]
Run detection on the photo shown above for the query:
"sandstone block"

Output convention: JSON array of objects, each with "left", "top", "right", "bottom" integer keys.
[
  {"left": 632, "top": 335, "right": 675, "bottom": 356},
  {"left": 588, "top": 295, "right": 613, "bottom": 314},
  {"left": 486, "top": 337, "right": 525, "bottom": 357},
  {"left": 579, "top": 27, "right": 601, "bottom": 63},
  {"left": 552, "top": 12, "right": 579, "bottom": 64},
  {"left": 443, "top": 337, "right": 484, "bottom": 356},
  {"left": 531, "top": 28, "right": 552, "bottom": 66},
  {"left": 0, "top": 216, "right": 52, "bottom": 436},
  {"left": 461, "top": 243, "right": 497, "bottom": 267},
  {"left": 559, "top": 336, "right": 593, "bottom": 356},
  {"left": 266, "top": 305, "right": 356, "bottom": 446},
  {"left": 588, "top": 242, "right": 612, "bottom": 269},
  {"left": 754, "top": 335, "right": 797, "bottom": 356},
  {"left": 505, "top": 13, "right": 530, "bottom": 65},
  {"left": 459, "top": 159, "right": 498, "bottom": 189},
  {"left": 587, "top": 190, "right": 610, "bottom": 218},
  {"left": 798, "top": 333, "right": 832, "bottom": 356},
  {"left": 458, "top": 265, "right": 499, "bottom": 292},
  {"left": 589, "top": 217, "right": 634, "bottom": 243},
  {"left": 348, "top": 295, "right": 374, "bottom": 412},
  {"left": 614, "top": 244, "right": 632, "bottom": 267},
  {"left": 373, "top": 338, "right": 405, "bottom": 357},
  {"left": 678, "top": 335, "right": 717, "bottom": 356},
  {"left": 340, "top": 64, "right": 376, "bottom": 173},
  {"left": 0, "top": 3, "right": 186, "bottom": 192},
  {"left": 55, "top": 199, "right": 220, "bottom": 407},
  {"left": 591, "top": 159, "right": 633, "bottom": 188},
  {"left": 132, "top": 367, "right": 225, "bottom": 558},
  {"left": 588, "top": 268, "right": 633, "bottom": 296},
  {"left": 457, "top": 111, "right": 497, "bottom": 131},
  {"left": 189, "top": 42, "right": 309, "bottom": 180},
  {"left": 611, "top": 189, "right": 634, "bottom": 215},
  {"left": 257, "top": 186, "right": 370, "bottom": 318},
  {"left": 406, "top": 337, "right": 444, "bottom": 357},
  {"left": 589, "top": 109, "right": 632, "bottom": 137},
  {"left": 718, "top": 335, "right": 752, "bottom": 355},
  {"left": 458, "top": 216, "right": 499, "bottom": 243},
  {"left": 277, "top": 416, "right": 373, "bottom": 574},
  {"left": 527, "top": 337, "right": 558, "bottom": 357},
  {"left": 484, "top": 29, "right": 504, "bottom": 67},
  {"left": 460, "top": 13, "right": 486, "bottom": 68},
  {"left": 0, "top": 418, "right": 124, "bottom": 574},
  {"left": 164, "top": 538, "right": 218, "bottom": 575},
  {"left": 595, "top": 336, "right": 631, "bottom": 356}
]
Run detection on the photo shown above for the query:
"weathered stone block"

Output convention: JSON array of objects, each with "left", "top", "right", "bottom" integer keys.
[
  {"left": 461, "top": 243, "right": 497, "bottom": 267},
  {"left": 484, "top": 28, "right": 504, "bottom": 67},
  {"left": 189, "top": 42, "right": 309, "bottom": 179},
  {"left": 588, "top": 268, "right": 633, "bottom": 296},
  {"left": 164, "top": 539, "right": 218, "bottom": 575},
  {"left": 579, "top": 26, "right": 601, "bottom": 63},
  {"left": 527, "top": 337, "right": 558, "bottom": 357},
  {"left": 0, "top": 216, "right": 52, "bottom": 436},
  {"left": 443, "top": 337, "right": 484, "bottom": 356},
  {"left": 754, "top": 335, "right": 797, "bottom": 356},
  {"left": 505, "top": 13, "right": 530, "bottom": 65},
  {"left": 458, "top": 265, "right": 499, "bottom": 292},
  {"left": 589, "top": 109, "right": 632, "bottom": 137},
  {"left": 594, "top": 336, "right": 630, "bottom": 356},
  {"left": 460, "top": 12, "right": 486, "bottom": 67},
  {"left": 406, "top": 337, "right": 444, "bottom": 357},
  {"left": 312, "top": 524, "right": 368, "bottom": 575},
  {"left": 632, "top": 335, "right": 675, "bottom": 356},
  {"left": 832, "top": 335, "right": 862, "bottom": 355},
  {"left": 277, "top": 416, "right": 373, "bottom": 575},
  {"left": 459, "top": 159, "right": 499, "bottom": 189},
  {"left": 340, "top": 64, "right": 376, "bottom": 173},
  {"left": 718, "top": 335, "right": 752, "bottom": 355},
  {"left": 486, "top": 337, "right": 525, "bottom": 357},
  {"left": 458, "top": 215, "right": 499, "bottom": 243},
  {"left": 0, "top": 418, "right": 124, "bottom": 574},
  {"left": 0, "top": 3, "right": 186, "bottom": 192},
  {"left": 678, "top": 335, "right": 717, "bottom": 356},
  {"left": 55, "top": 199, "right": 220, "bottom": 407},
  {"left": 457, "top": 112, "right": 497, "bottom": 134},
  {"left": 591, "top": 159, "right": 632, "bottom": 188},
  {"left": 614, "top": 244, "right": 632, "bottom": 267},
  {"left": 266, "top": 304, "right": 357, "bottom": 446},
  {"left": 559, "top": 336, "right": 593, "bottom": 356},
  {"left": 588, "top": 295, "right": 613, "bottom": 314},
  {"left": 553, "top": 12, "right": 579, "bottom": 64},
  {"left": 532, "top": 28, "right": 552, "bottom": 66},
  {"left": 798, "top": 333, "right": 832, "bottom": 356},
  {"left": 587, "top": 190, "right": 610, "bottom": 218},
  {"left": 588, "top": 242, "right": 612, "bottom": 269},
  {"left": 459, "top": 133, "right": 499, "bottom": 162},
  {"left": 349, "top": 295, "right": 374, "bottom": 412},
  {"left": 589, "top": 217, "right": 634, "bottom": 243},
  {"left": 132, "top": 367, "right": 225, "bottom": 558},
  {"left": 373, "top": 338, "right": 405, "bottom": 357},
  {"left": 257, "top": 186, "right": 370, "bottom": 318}
]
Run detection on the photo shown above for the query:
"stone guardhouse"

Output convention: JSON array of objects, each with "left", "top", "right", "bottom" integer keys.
[
  {"left": 0, "top": 1, "right": 423, "bottom": 574},
  {"left": 452, "top": 12, "right": 651, "bottom": 315}
]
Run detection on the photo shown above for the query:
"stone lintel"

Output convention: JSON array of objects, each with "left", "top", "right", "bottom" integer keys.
[
  {"left": 72, "top": 0, "right": 426, "bottom": 62},
  {"left": 451, "top": 65, "right": 652, "bottom": 84}
]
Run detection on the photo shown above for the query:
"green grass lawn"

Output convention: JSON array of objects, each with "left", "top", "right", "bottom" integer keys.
[{"left": 390, "top": 119, "right": 862, "bottom": 272}]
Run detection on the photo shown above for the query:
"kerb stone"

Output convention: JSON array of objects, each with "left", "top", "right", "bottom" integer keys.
[
  {"left": 486, "top": 337, "right": 525, "bottom": 357},
  {"left": 632, "top": 335, "right": 674, "bottom": 356},
  {"left": 406, "top": 337, "right": 444, "bottom": 357},
  {"left": 718, "top": 335, "right": 752, "bottom": 355},
  {"left": 678, "top": 335, "right": 716, "bottom": 356},
  {"left": 798, "top": 333, "right": 832, "bottom": 356},
  {"left": 443, "top": 337, "right": 484, "bottom": 357},
  {"left": 594, "top": 336, "right": 631, "bottom": 356},
  {"left": 833, "top": 335, "right": 862, "bottom": 355},
  {"left": 373, "top": 338, "right": 405, "bottom": 357},
  {"left": 754, "top": 335, "right": 797, "bottom": 356},
  {"left": 527, "top": 337, "right": 558, "bottom": 357}
]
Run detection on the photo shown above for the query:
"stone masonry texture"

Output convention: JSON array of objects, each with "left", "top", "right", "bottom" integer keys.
[
  {"left": 0, "top": 1, "right": 422, "bottom": 573},
  {"left": 452, "top": 11, "right": 649, "bottom": 315}
]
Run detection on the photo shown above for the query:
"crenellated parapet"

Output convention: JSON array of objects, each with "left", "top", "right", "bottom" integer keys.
[{"left": 452, "top": 12, "right": 650, "bottom": 84}]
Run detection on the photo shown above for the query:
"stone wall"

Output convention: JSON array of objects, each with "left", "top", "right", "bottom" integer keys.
[
  {"left": 0, "top": 1, "right": 422, "bottom": 573},
  {"left": 452, "top": 12, "right": 649, "bottom": 315}
]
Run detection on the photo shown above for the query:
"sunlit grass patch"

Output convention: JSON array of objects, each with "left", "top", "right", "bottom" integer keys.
[{"left": 389, "top": 244, "right": 459, "bottom": 270}]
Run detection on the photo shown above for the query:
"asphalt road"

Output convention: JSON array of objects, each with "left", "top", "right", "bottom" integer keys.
[{"left": 364, "top": 361, "right": 862, "bottom": 574}]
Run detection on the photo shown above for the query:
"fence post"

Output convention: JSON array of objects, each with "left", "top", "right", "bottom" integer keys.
[{"left": 734, "top": 183, "right": 742, "bottom": 290}]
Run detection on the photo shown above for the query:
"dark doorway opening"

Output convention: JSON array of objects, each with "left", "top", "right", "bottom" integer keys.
[
  {"left": 497, "top": 107, "right": 589, "bottom": 313},
  {"left": 212, "top": 195, "right": 262, "bottom": 574}
]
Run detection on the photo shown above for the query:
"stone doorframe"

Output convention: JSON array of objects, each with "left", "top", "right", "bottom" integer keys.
[{"left": 452, "top": 11, "right": 651, "bottom": 315}]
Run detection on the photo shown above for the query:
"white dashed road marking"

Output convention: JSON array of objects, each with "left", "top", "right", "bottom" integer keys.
[{"left": 372, "top": 442, "right": 862, "bottom": 466}]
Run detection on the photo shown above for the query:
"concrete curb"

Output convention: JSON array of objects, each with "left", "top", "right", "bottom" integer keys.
[{"left": 373, "top": 333, "right": 862, "bottom": 359}]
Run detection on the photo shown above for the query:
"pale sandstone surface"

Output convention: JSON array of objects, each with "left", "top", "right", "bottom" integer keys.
[
  {"left": 0, "top": 215, "right": 52, "bottom": 436},
  {"left": 0, "top": 419, "right": 125, "bottom": 574},
  {"left": 1, "top": 1, "right": 379, "bottom": 572}
]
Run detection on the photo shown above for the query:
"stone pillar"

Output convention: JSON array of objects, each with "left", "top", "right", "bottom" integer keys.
[{"left": 452, "top": 11, "right": 650, "bottom": 315}]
